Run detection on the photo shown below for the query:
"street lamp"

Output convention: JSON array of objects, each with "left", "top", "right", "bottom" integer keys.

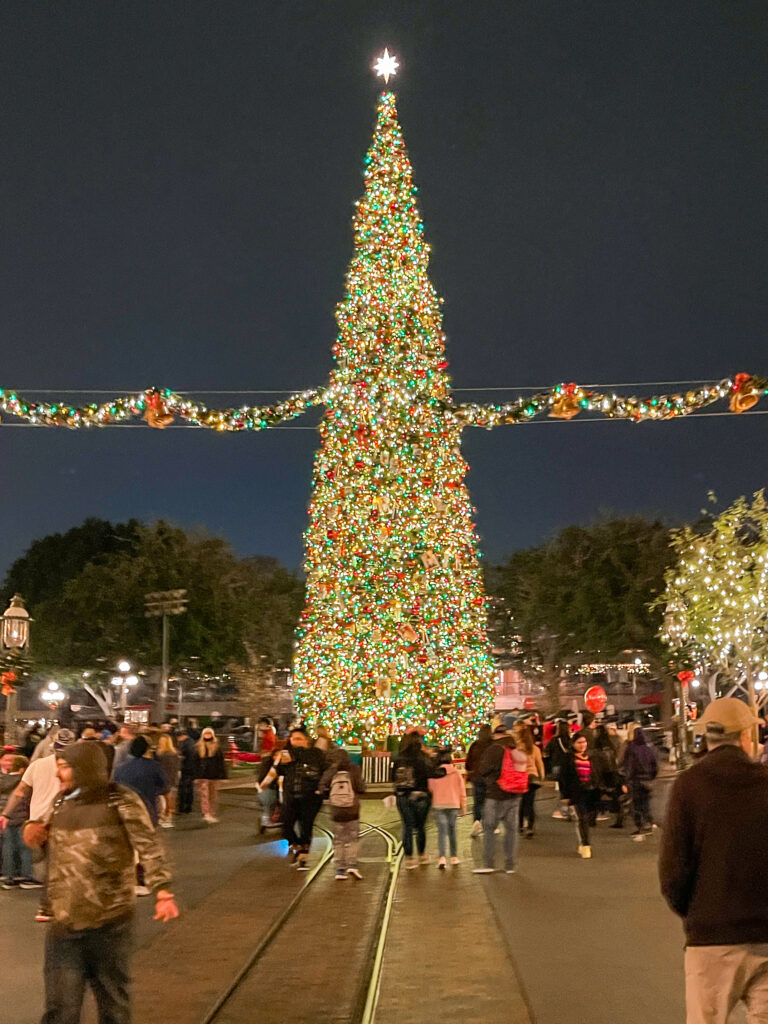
[
  {"left": 111, "top": 661, "right": 139, "bottom": 716},
  {"left": 2, "top": 594, "right": 32, "bottom": 745},
  {"left": 40, "top": 681, "right": 64, "bottom": 722}
]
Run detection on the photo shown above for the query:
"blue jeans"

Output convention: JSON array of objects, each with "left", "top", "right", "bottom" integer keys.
[
  {"left": 433, "top": 807, "right": 459, "bottom": 858},
  {"left": 472, "top": 777, "right": 487, "bottom": 822},
  {"left": 41, "top": 915, "right": 132, "bottom": 1024},
  {"left": 257, "top": 787, "right": 277, "bottom": 827},
  {"left": 396, "top": 792, "right": 431, "bottom": 857},
  {"left": 2, "top": 823, "right": 32, "bottom": 879},
  {"left": 483, "top": 796, "right": 521, "bottom": 870}
]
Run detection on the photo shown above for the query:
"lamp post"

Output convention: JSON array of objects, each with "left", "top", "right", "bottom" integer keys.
[
  {"left": 664, "top": 599, "right": 691, "bottom": 766},
  {"left": 2, "top": 594, "right": 32, "bottom": 745},
  {"left": 111, "top": 660, "right": 139, "bottom": 717},
  {"left": 144, "top": 590, "right": 188, "bottom": 724}
]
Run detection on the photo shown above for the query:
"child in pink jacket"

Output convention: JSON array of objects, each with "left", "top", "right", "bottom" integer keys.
[{"left": 428, "top": 748, "right": 467, "bottom": 868}]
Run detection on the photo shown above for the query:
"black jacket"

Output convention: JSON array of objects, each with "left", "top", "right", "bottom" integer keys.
[
  {"left": 559, "top": 751, "right": 605, "bottom": 804},
  {"left": 279, "top": 746, "right": 326, "bottom": 800},
  {"left": 659, "top": 745, "right": 768, "bottom": 945}
]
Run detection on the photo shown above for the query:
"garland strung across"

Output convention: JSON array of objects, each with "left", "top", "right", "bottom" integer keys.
[
  {"left": 0, "top": 386, "right": 325, "bottom": 430},
  {"left": 451, "top": 373, "right": 768, "bottom": 428},
  {"left": 0, "top": 373, "right": 765, "bottom": 430}
]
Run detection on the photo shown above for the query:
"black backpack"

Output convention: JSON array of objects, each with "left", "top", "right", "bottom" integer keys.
[{"left": 393, "top": 762, "right": 416, "bottom": 793}]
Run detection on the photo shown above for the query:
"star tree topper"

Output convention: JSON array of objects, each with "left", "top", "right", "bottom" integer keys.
[{"left": 373, "top": 48, "right": 399, "bottom": 85}]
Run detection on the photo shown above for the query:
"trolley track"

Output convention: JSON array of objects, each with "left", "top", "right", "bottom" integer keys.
[{"left": 198, "top": 806, "right": 403, "bottom": 1024}]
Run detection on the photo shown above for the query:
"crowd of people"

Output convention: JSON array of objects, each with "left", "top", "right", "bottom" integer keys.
[
  {"left": 0, "top": 717, "right": 229, "bottom": 919},
  {"left": 6, "top": 698, "right": 768, "bottom": 1024}
]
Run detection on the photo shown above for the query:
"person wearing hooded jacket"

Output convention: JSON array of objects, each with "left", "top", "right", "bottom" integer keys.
[
  {"left": 27, "top": 742, "right": 178, "bottom": 1024},
  {"left": 622, "top": 726, "right": 658, "bottom": 838}
]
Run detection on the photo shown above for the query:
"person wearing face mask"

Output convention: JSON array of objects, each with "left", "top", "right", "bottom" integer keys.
[
  {"left": 192, "top": 728, "right": 228, "bottom": 824},
  {"left": 259, "top": 728, "right": 325, "bottom": 870}
]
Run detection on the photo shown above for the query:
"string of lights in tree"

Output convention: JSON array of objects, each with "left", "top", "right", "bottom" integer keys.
[
  {"left": 659, "top": 491, "right": 768, "bottom": 693},
  {"left": 0, "top": 373, "right": 765, "bottom": 430}
]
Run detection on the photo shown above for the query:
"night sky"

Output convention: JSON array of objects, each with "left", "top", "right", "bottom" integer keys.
[{"left": 1, "top": 1, "right": 766, "bottom": 578}]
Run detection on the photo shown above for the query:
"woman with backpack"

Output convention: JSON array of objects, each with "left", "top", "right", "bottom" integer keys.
[
  {"left": 622, "top": 727, "right": 658, "bottom": 840},
  {"left": 319, "top": 749, "right": 365, "bottom": 880},
  {"left": 560, "top": 732, "right": 605, "bottom": 859},
  {"left": 391, "top": 732, "right": 441, "bottom": 870},
  {"left": 428, "top": 748, "right": 467, "bottom": 868}
]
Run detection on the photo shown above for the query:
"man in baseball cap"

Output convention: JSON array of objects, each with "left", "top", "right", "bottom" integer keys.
[{"left": 660, "top": 697, "right": 768, "bottom": 1023}]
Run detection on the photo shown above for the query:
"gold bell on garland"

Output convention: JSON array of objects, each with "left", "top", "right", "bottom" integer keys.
[
  {"left": 549, "top": 383, "right": 583, "bottom": 420},
  {"left": 730, "top": 373, "right": 759, "bottom": 414}
]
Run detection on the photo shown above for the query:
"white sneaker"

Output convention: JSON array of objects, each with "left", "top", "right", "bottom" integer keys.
[
  {"left": 134, "top": 885, "right": 151, "bottom": 897},
  {"left": 405, "top": 858, "right": 419, "bottom": 870},
  {"left": 596, "top": 813, "right": 610, "bottom": 822},
  {"left": 470, "top": 820, "right": 483, "bottom": 837},
  {"left": 472, "top": 867, "right": 495, "bottom": 874},
  {"left": 505, "top": 868, "right": 516, "bottom": 874},
  {"left": 346, "top": 867, "right": 363, "bottom": 880},
  {"left": 551, "top": 810, "right": 566, "bottom": 819},
  {"left": 160, "top": 820, "right": 174, "bottom": 829},
  {"left": 494, "top": 826, "right": 501, "bottom": 835},
  {"left": 579, "top": 846, "right": 592, "bottom": 859},
  {"left": 419, "top": 853, "right": 431, "bottom": 866}
]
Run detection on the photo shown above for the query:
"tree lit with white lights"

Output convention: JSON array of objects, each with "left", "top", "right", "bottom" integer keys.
[{"left": 659, "top": 491, "right": 768, "bottom": 705}]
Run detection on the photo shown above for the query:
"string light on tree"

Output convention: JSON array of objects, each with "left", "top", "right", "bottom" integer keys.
[
  {"left": 658, "top": 491, "right": 768, "bottom": 708},
  {"left": 292, "top": 79, "right": 496, "bottom": 747}
]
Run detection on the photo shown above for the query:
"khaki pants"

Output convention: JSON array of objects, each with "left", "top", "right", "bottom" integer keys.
[{"left": 686, "top": 944, "right": 768, "bottom": 1023}]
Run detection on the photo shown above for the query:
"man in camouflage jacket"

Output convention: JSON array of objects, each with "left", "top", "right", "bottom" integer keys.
[{"left": 31, "top": 741, "right": 179, "bottom": 1024}]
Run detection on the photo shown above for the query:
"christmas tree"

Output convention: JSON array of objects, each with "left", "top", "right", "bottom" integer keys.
[{"left": 293, "top": 91, "right": 496, "bottom": 746}]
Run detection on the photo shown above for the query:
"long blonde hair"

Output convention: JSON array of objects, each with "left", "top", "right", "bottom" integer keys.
[
  {"left": 196, "top": 730, "right": 219, "bottom": 758},
  {"left": 157, "top": 734, "right": 177, "bottom": 755}
]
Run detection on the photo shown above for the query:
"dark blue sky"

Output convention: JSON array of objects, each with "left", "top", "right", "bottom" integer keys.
[{"left": 1, "top": 1, "right": 766, "bottom": 576}]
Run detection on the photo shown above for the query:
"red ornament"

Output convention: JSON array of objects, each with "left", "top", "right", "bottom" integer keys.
[{"left": 584, "top": 685, "right": 608, "bottom": 714}]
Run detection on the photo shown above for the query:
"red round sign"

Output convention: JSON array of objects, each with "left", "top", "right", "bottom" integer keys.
[
  {"left": 584, "top": 685, "right": 608, "bottom": 714},
  {"left": 522, "top": 696, "right": 537, "bottom": 711}
]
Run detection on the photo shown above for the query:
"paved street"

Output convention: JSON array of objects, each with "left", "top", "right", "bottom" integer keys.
[{"left": 0, "top": 778, "right": 747, "bottom": 1024}]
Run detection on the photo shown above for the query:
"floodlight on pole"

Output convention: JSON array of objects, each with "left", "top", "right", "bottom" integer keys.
[{"left": 145, "top": 590, "right": 188, "bottom": 723}]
